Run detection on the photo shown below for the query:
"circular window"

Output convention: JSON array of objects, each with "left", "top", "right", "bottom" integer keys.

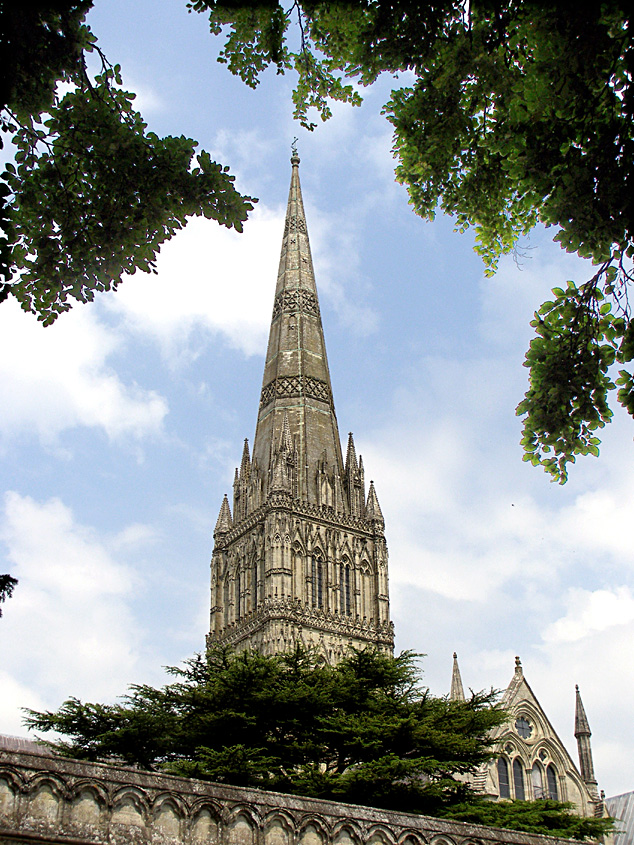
[
  {"left": 539, "top": 749, "right": 548, "bottom": 761},
  {"left": 515, "top": 717, "right": 533, "bottom": 739}
]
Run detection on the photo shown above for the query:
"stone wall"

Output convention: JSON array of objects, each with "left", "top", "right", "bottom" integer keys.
[{"left": 0, "top": 743, "right": 585, "bottom": 845}]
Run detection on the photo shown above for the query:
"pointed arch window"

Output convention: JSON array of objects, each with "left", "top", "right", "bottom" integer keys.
[
  {"left": 513, "top": 758, "right": 525, "bottom": 800},
  {"left": 252, "top": 556, "right": 258, "bottom": 610},
  {"left": 235, "top": 569, "right": 241, "bottom": 619},
  {"left": 547, "top": 764, "right": 559, "bottom": 800},
  {"left": 532, "top": 763, "right": 545, "bottom": 799},
  {"left": 340, "top": 561, "right": 351, "bottom": 615},
  {"left": 497, "top": 757, "right": 510, "bottom": 799},
  {"left": 312, "top": 555, "right": 324, "bottom": 609}
]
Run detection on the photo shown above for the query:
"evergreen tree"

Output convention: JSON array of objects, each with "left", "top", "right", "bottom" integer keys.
[
  {"left": 24, "top": 647, "right": 613, "bottom": 839},
  {"left": 26, "top": 648, "right": 501, "bottom": 814}
]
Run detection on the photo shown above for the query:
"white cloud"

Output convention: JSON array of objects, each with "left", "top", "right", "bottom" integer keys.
[
  {"left": 125, "top": 79, "right": 164, "bottom": 115},
  {"left": 0, "top": 300, "right": 167, "bottom": 444},
  {"left": 306, "top": 203, "right": 379, "bottom": 337},
  {"left": 107, "top": 197, "right": 380, "bottom": 360},
  {"left": 106, "top": 207, "right": 283, "bottom": 361},
  {"left": 0, "top": 492, "right": 144, "bottom": 720},
  {"left": 0, "top": 672, "right": 47, "bottom": 737},
  {"left": 544, "top": 586, "right": 634, "bottom": 644}
]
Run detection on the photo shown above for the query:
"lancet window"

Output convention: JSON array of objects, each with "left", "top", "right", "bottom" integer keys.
[
  {"left": 546, "top": 764, "right": 558, "bottom": 799},
  {"left": 340, "top": 561, "right": 351, "bottom": 615},
  {"left": 497, "top": 757, "right": 510, "bottom": 798},
  {"left": 251, "top": 557, "right": 258, "bottom": 610},
  {"left": 312, "top": 554, "right": 324, "bottom": 609},
  {"left": 235, "top": 569, "right": 241, "bottom": 619},
  {"left": 513, "top": 758, "right": 525, "bottom": 800},
  {"left": 532, "top": 763, "right": 545, "bottom": 799}
]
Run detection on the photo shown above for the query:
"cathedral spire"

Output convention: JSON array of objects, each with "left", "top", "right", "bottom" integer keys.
[
  {"left": 575, "top": 685, "right": 599, "bottom": 797},
  {"left": 450, "top": 652, "right": 466, "bottom": 701},
  {"left": 251, "top": 154, "right": 344, "bottom": 505},
  {"left": 209, "top": 156, "right": 394, "bottom": 660}
]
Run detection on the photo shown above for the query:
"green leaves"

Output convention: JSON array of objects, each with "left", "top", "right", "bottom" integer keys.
[
  {"left": 516, "top": 270, "right": 634, "bottom": 483},
  {"left": 25, "top": 646, "right": 505, "bottom": 816},
  {"left": 2, "top": 2, "right": 255, "bottom": 322},
  {"left": 0, "top": 573, "right": 18, "bottom": 617},
  {"left": 442, "top": 798, "right": 614, "bottom": 840},
  {"left": 194, "top": 1, "right": 634, "bottom": 481}
]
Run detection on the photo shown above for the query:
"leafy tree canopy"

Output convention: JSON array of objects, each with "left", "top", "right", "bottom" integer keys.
[
  {"left": 0, "top": 1, "right": 255, "bottom": 324},
  {"left": 0, "top": 573, "right": 17, "bottom": 616},
  {"left": 24, "top": 647, "right": 611, "bottom": 839},
  {"left": 190, "top": 0, "right": 634, "bottom": 483}
]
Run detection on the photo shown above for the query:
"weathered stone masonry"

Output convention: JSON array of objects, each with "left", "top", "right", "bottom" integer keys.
[{"left": 0, "top": 744, "right": 585, "bottom": 845}]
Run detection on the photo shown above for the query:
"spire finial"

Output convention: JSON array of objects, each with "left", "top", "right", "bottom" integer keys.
[{"left": 291, "top": 137, "right": 300, "bottom": 165}]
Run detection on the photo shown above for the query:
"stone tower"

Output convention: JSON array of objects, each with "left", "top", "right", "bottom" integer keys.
[{"left": 208, "top": 154, "right": 394, "bottom": 662}]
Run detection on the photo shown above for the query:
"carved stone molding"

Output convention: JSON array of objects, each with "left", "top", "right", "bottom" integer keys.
[
  {"left": 0, "top": 742, "right": 583, "bottom": 845},
  {"left": 215, "top": 499, "right": 382, "bottom": 548},
  {"left": 208, "top": 597, "right": 394, "bottom": 650}
]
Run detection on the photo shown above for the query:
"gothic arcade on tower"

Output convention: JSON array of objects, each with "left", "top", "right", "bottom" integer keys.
[{"left": 208, "top": 154, "right": 394, "bottom": 662}]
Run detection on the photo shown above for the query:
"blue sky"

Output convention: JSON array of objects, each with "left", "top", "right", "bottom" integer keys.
[{"left": 1, "top": 0, "right": 633, "bottom": 799}]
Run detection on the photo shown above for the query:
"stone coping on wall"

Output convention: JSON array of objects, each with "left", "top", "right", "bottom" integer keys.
[{"left": 0, "top": 742, "right": 586, "bottom": 845}]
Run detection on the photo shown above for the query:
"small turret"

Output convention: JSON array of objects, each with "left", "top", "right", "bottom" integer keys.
[
  {"left": 365, "top": 480, "right": 384, "bottom": 526},
  {"left": 344, "top": 432, "right": 367, "bottom": 515},
  {"left": 575, "top": 685, "right": 599, "bottom": 798},
  {"left": 214, "top": 495, "right": 233, "bottom": 538},
  {"left": 345, "top": 432, "right": 358, "bottom": 473},
  {"left": 270, "top": 411, "right": 295, "bottom": 495},
  {"left": 450, "top": 652, "right": 466, "bottom": 701},
  {"left": 240, "top": 438, "right": 251, "bottom": 478}
]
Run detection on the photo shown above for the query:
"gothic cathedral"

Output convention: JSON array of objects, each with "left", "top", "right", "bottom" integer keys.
[
  {"left": 208, "top": 153, "right": 394, "bottom": 662},
  {"left": 206, "top": 156, "right": 606, "bottom": 825}
]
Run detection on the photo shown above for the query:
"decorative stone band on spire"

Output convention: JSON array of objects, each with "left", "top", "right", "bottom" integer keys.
[
  {"left": 272, "top": 289, "right": 320, "bottom": 319},
  {"left": 284, "top": 216, "right": 307, "bottom": 235},
  {"left": 260, "top": 375, "right": 332, "bottom": 408}
]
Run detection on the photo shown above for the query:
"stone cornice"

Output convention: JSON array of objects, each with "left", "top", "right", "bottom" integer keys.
[
  {"left": 208, "top": 598, "right": 394, "bottom": 648},
  {"left": 215, "top": 499, "right": 384, "bottom": 549},
  {"left": 0, "top": 742, "right": 586, "bottom": 845}
]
